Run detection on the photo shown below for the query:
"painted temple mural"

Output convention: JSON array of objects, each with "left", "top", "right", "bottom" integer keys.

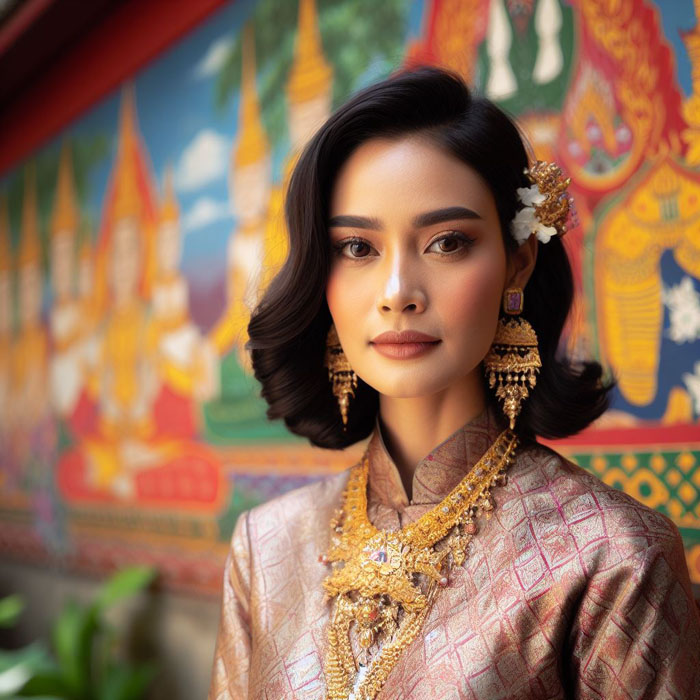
[{"left": 1, "top": 0, "right": 699, "bottom": 593}]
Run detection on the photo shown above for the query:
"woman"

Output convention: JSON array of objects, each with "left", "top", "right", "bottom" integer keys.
[{"left": 209, "top": 66, "right": 700, "bottom": 699}]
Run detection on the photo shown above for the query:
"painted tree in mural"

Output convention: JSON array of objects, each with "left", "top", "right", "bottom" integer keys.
[
  {"left": 214, "top": 0, "right": 409, "bottom": 146},
  {"left": 204, "top": 0, "right": 412, "bottom": 442}
]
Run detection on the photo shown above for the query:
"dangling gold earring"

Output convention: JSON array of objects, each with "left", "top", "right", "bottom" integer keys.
[
  {"left": 324, "top": 324, "right": 358, "bottom": 430},
  {"left": 483, "top": 287, "right": 541, "bottom": 429}
]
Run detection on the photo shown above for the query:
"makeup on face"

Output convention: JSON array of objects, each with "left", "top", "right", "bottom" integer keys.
[{"left": 325, "top": 136, "right": 507, "bottom": 399}]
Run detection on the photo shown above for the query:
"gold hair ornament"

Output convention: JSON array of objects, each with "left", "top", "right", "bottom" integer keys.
[
  {"left": 483, "top": 287, "right": 541, "bottom": 429},
  {"left": 510, "top": 160, "right": 577, "bottom": 245},
  {"left": 325, "top": 324, "right": 358, "bottom": 430}
]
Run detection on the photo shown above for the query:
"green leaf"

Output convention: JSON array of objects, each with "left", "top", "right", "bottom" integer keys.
[
  {"left": 93, "top": 568, "right": 156, "bottom": 612},
  {"left": 15, "top": 668, "right": 69, "bottom": 697},
  {"left": 0, "top": 643, "right": 61, "bottom": 698},
  {"left": 0, "top": 595, "right": 24, "bottom": 628},
  {"left": 96, "top": 663, "right": 156, "bottom": 700},
  {"left": 51, "top": 600, "right": 97, "bottom": 696},
  {"left": 0, "top": 643, "right": 52, "bottom": 697}
]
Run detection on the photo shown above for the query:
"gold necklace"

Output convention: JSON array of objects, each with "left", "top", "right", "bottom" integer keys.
[{"left": 321, "top": 428, "right": 518, "bottom": 700}]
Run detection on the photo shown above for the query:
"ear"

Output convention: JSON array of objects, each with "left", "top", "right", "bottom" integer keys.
[{"left": 505, "top": 234, "right": 537, "bottom": 290}]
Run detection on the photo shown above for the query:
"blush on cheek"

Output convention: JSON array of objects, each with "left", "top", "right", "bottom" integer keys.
[
  {"left": 325, "top": 277, "right": 340, "bottom": 319},
  {"left": 326, "top": 270, "right": 364, "bottom": 324},
  {"left": 443, "top": 269, "right": 502, "bottom": 348}
]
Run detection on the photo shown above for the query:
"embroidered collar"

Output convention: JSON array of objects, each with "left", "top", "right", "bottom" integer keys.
[{"left": 365, "top": 402, "right": 507, "bottom": 509}]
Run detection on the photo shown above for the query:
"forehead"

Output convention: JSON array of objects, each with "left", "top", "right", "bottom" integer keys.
[{"left": 329, "top": 135, "right": 496, "bottom": 218}]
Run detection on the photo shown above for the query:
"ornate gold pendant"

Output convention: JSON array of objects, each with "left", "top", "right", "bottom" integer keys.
[{"left": 321, "top": 429, "right": 518, "bottom": 700}]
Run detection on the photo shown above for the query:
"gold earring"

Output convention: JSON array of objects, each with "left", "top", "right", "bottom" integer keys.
[
  {"left": 483, "top": 287, "right": 541, "bottom": 429},
  {"left": 324, "top": 324, "right": 358, "bottom": 430}
]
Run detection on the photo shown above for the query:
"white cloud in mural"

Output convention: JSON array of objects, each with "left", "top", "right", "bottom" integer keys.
[
  {"left": 193, "top": 36, "right": 233, "bottom": 79},
  {"left": 183, "top": 197, "right": 231, "bottom": 232},
  {"left": 683, "top": 360, "right": 700, "bottom": 415},
  {"left": 176, "top": 129, "right": 230, "bottom": 192},
  {"left": 662, "top": 276, "right": 700, "bottom": 344}
]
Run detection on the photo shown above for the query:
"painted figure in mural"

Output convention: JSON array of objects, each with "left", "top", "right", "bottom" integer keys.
[
  {"left": 48, "top": 142, "right": 86, "bottom": 422},
  {"left": 56, "top": 84, "right": 223, "bottom": 512},
  {"left": 11, "top": 168, "right": 53, "bottom": 470},
  {"left": 97, "top": 155, "right": 157, "bottom": 446},
  {"left": 551, "top": 0, "right": 700, "bottom": 425},
  {"left": 147, "top": 167, "right": 219, "bottom": 437},
  {"left": 67, "top": 229, "right": 102, "bottom": 437},
  {"left": 211, "top": 0, "right": 333, "bottom": 373},
  {"left": 211, "top": 25, "right": 272, "bottom": 374},
  {"left": 209, "top": 68, "right": 700, "bottom": 699},
  {"left": 68, "top": 88, "right": 161, "bottom": 498}
]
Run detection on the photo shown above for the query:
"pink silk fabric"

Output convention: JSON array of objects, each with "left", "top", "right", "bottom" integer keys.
[{"left": 209, "top": 406, "right": 700, "bottom": 699}]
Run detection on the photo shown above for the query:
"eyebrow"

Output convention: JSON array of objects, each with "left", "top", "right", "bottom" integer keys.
[{"left": 328, "top": 206, "right": 483, "bottom": 230}]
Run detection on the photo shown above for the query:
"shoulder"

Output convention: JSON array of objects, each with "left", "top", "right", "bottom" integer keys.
[
  {"left": 237, "top": 469, "right": 350, "bottom": 545},
  {"left": 503, "top": 439, "right": 684, "bottom": 573}
]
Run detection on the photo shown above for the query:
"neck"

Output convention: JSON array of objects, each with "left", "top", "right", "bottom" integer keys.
[{"left": 377, "top": 373, "right": 487, "bottom": 501}]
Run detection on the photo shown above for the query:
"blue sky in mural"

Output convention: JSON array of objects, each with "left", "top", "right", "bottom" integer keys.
[
  {"left": 74, "top": 0, "right": 257, "bottom": 308},
  {"left": 655, "top": 0, "right": 696, "bottom": 96},
  {"left": 15, "top": 0, "right": 427, "bottom": 332}
]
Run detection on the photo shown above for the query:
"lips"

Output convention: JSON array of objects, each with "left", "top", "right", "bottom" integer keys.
[
  {"left": 370, "top": 330, "right": 440, "bottom": 344},
  {"left": 369, "top": 330, "right": 441, "bottom": 360}
]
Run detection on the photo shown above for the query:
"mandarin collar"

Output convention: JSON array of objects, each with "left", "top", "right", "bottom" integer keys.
[{"left": 365, "top": 402, "right": 507, "bottom": 510}]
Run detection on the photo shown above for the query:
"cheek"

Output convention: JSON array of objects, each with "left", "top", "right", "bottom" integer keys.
[
  {"left": 325, "top": 269, "right": 368, "bottom": 334},
  {"left": 441, "top": 265, "right": 503, "bottom": 341}
]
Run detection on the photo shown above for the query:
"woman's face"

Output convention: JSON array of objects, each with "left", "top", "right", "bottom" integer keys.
[{"left": 326, "top": 135, "right": 512, "bottom": 400}]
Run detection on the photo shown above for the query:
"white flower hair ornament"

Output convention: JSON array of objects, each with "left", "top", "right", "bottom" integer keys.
[{"left": 510, "top": 161, "right": 577, "bottom": 246}]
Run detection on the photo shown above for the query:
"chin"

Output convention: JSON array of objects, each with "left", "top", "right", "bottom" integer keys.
[{"left": 362, "top": 372, "right": 451, "bottom": 399}]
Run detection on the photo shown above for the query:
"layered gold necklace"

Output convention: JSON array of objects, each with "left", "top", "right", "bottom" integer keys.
[{"left": 321, "top": 428, "right": 518, "bottom": 700}]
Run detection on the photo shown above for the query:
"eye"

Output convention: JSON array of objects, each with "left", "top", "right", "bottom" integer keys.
[
  {"left": 427, "top": 231, "right": 475, "bottom": 256},
  {"left": 331, "top": 231, "right": 474, "bottom": 260},
  {"left": 332, "top": 237, "right": 374, "bottom": 259}
]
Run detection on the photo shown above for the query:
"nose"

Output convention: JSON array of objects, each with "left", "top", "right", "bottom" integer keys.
[{"left": 376, "top": 251, "right": 427, "bottom": 314}]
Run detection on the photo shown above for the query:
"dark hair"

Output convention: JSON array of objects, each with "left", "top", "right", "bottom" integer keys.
[{"left": 246, "top": 65, "right": 614, "bottom": 448}]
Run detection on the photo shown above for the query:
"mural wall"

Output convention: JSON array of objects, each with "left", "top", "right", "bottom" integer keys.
[{"left": 1, "top": 0, "right": 699, "bottom": 594}]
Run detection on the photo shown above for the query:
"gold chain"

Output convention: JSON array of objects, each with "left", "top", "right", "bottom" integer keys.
[{"left": 321, "top": 428, "right": 518, "bottom": 699}]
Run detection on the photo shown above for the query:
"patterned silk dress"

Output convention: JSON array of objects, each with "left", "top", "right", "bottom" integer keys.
[{"left": 208, "top": 405, "right": 700, "bottom": 699}]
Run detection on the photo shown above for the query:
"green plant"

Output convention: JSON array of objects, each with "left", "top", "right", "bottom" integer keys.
[{"left": 0, "top": 566, "right": 157, "bottom": 700}]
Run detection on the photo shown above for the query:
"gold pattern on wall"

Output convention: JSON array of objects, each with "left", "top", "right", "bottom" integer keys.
[
  {"left": 565, "top": 0, "right": 672, "bottom": 191},
  {"left": 595, "top": 158, "right": 700, "bottom": 409},
  {"left": 580, "top": 448, "right": 700, "bottom": 527},
  {"left": 432, "top": 0, "right": 486, "bottom": 82}
]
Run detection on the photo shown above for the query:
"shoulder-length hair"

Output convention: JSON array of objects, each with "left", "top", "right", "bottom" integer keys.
[{"left": 246, "top": 65, "right": 614, "bottom": 449}]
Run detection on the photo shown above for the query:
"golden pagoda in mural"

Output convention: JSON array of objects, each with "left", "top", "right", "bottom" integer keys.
[
  {"left": 211, "top": 0, "right": 334, "bottom": 375},
  {"left": 48, "top": 141, "right": 85, "bottom": 419},
  {"left": 12, "top": 165, "right": 49, "bottom": 435},
  {"left": 211, "top": 23, "right": 272, "bottom": 371},
  {"left": 91, "top": 84, "right": 159, "bottom": 449},
  {"left": 260, "top": 0, "right": 334, "bottom": 296}
]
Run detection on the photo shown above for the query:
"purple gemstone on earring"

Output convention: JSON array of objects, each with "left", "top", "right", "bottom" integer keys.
[{"left": 505, "top": 290, "right": 522, "bottom": 314}]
